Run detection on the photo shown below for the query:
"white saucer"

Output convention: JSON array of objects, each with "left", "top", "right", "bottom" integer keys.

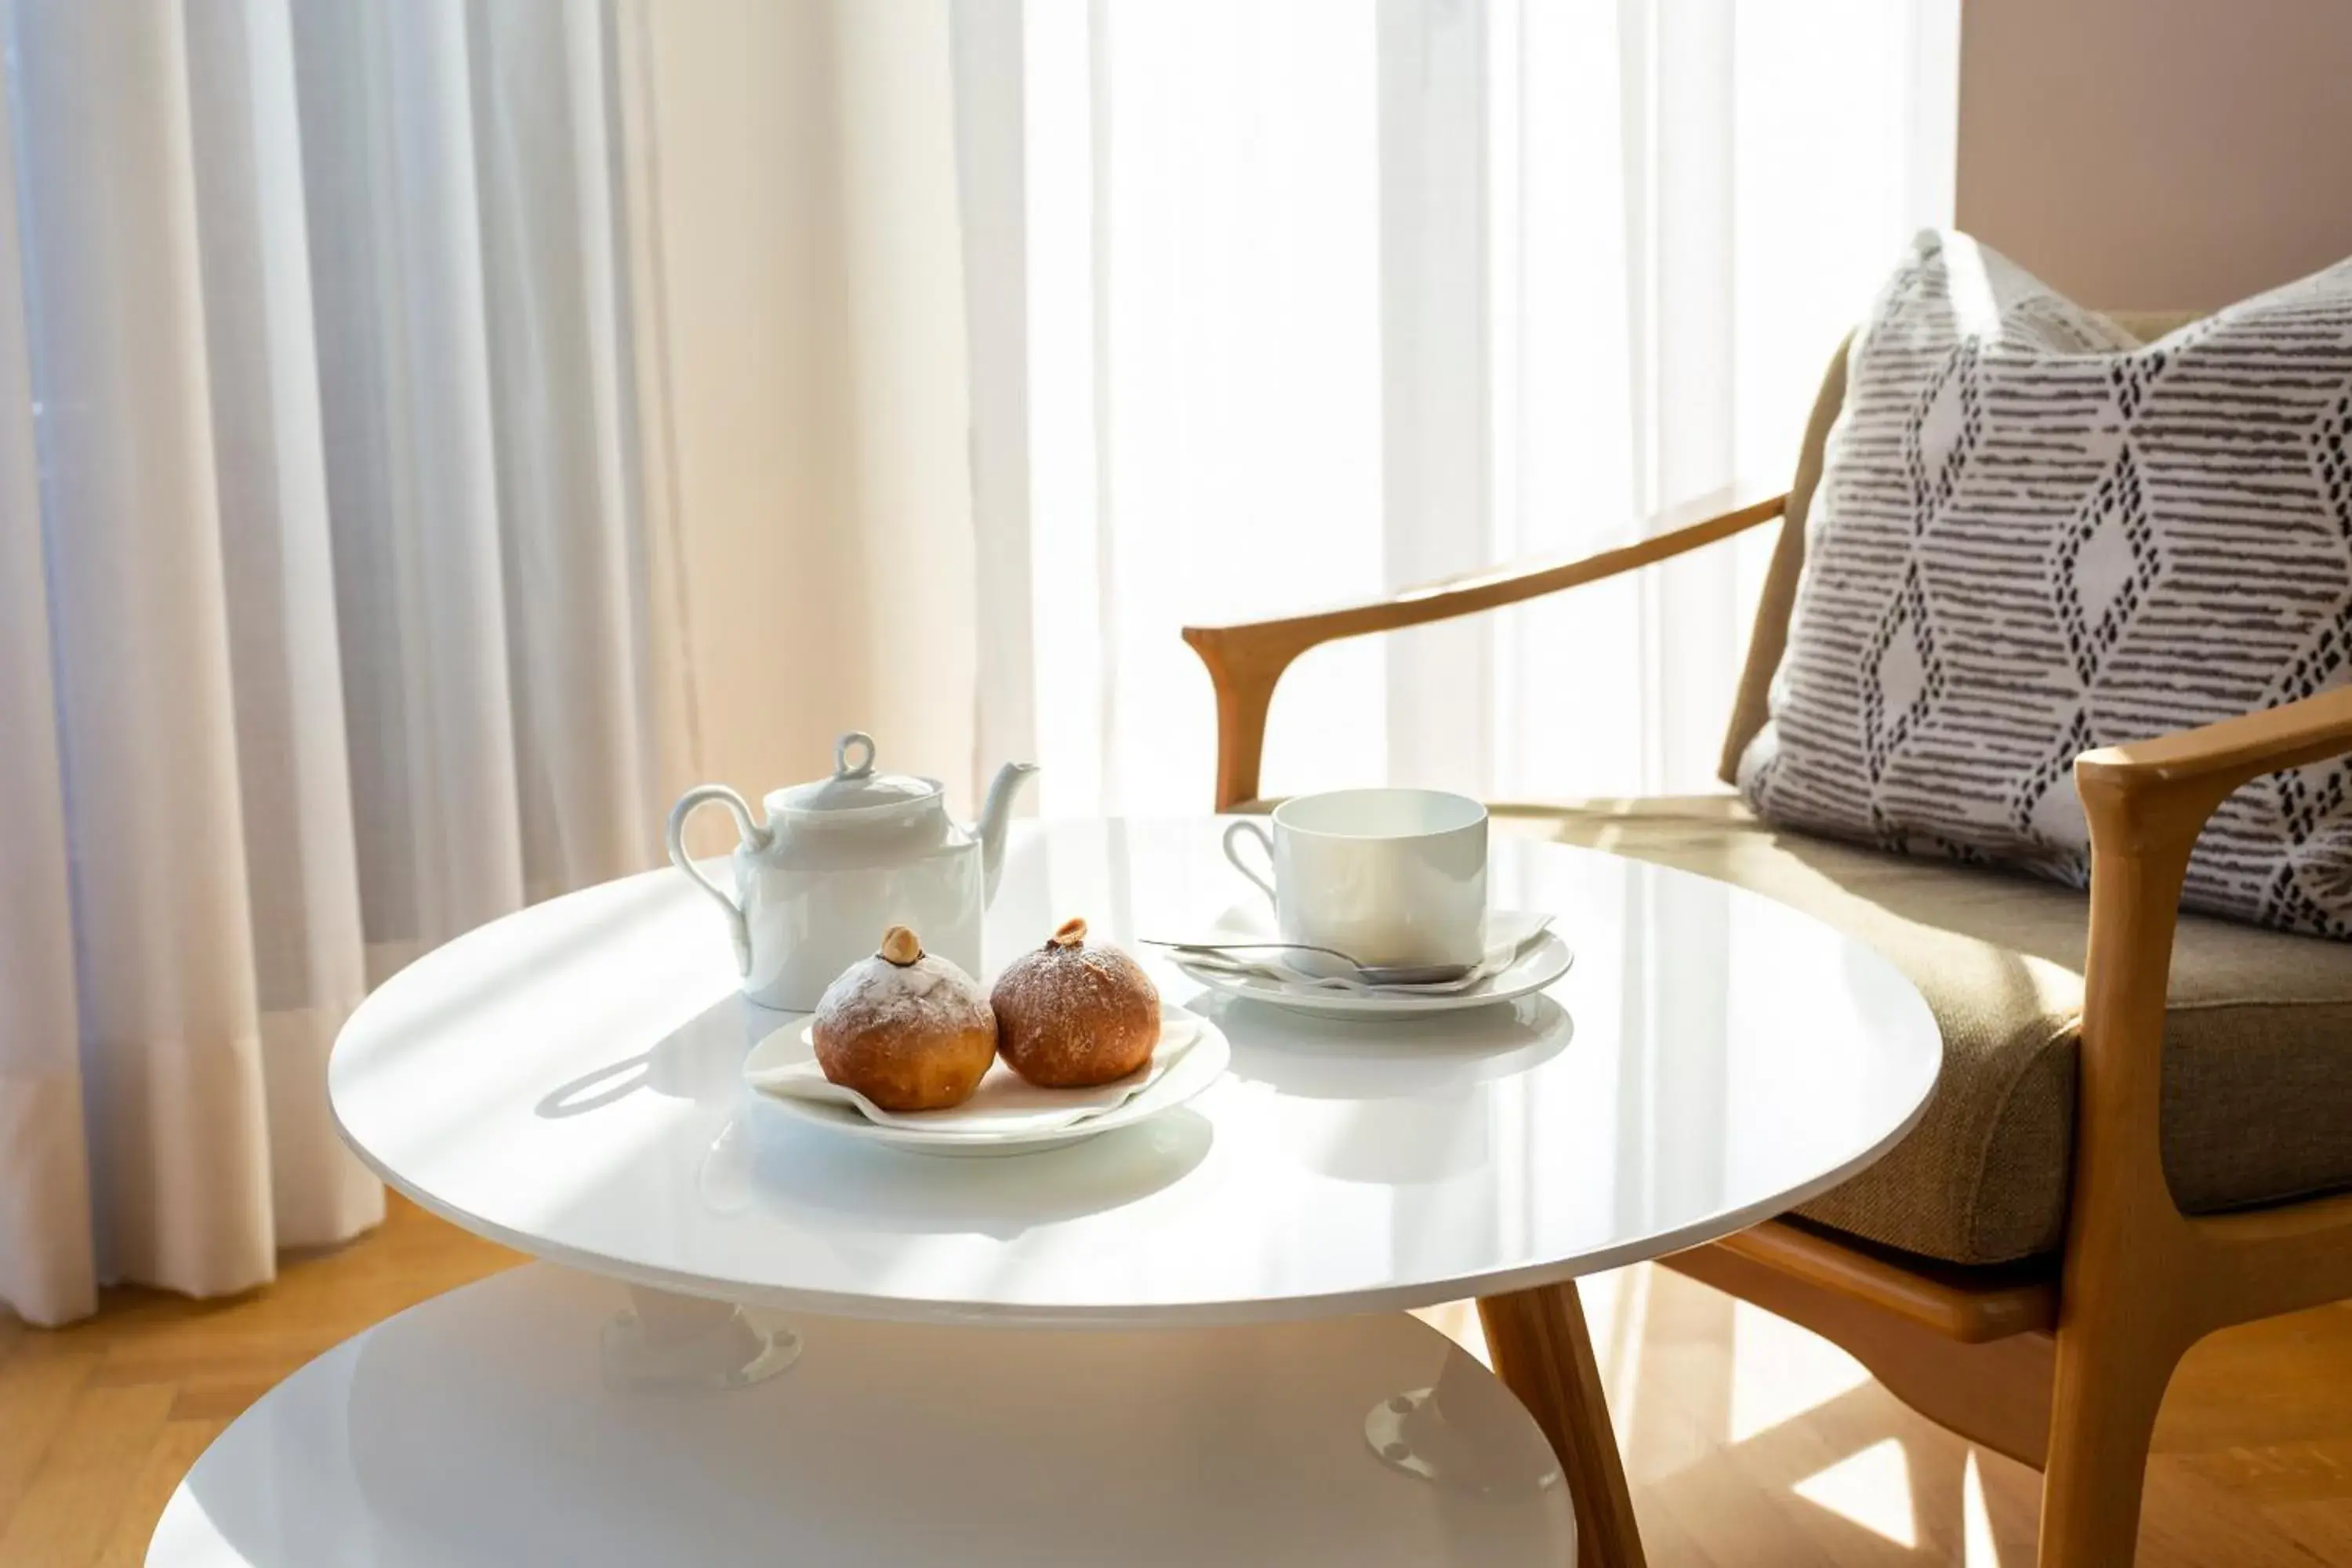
[
  {"left": 1174, "top": 931, "right": 1573, "bottom": 1018},
  {"left": 743, "top": 1005, "right": 1231, "bottom": 1157}
]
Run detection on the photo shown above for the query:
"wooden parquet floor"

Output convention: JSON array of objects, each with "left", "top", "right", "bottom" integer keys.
[
  {"left": 0, "top": 1197, "right": 519, "bottom": 1567},
  {"left": 5, "top": 1195, "right": 2349, "bottom": 1565}
]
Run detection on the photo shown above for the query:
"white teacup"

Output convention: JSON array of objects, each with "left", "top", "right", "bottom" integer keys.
[{"left": 1221, "top": 789, "right": 1488, "bottom": 969}]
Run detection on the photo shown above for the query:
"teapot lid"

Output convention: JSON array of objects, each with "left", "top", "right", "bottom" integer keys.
[{"left": 772, "top": 733, "right": 942, "bottom": 818}]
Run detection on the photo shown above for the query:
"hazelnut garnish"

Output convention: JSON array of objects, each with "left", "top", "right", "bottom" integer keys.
[
  {"left": 878, "top": 925, "right": 924, "bottom": 967},
  {"left": 1048, "top": 916, "right": 1087, "bottom": 949}
]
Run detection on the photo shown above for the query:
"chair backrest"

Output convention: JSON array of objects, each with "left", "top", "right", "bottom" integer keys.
[{"left": 1711, "top": 308, "right": 2209, "bottom": 786}]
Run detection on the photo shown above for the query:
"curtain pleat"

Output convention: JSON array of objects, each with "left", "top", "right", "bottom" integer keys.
[
  {"left": 1377, "top": 0, "right": 1496, "bottom": 800},
  {"left": 183, "top": 0, "right": 380, "bottom": 1252},
  {"left": 295, "top": 0, "right": 527, "bottom": 968},
  {"left": 0, "top": 2, "right": 92, "bottom": 1328},
  {"left": 949, "top": 0, "right": 1040, "bottom": 797},
  {"left": 468, "top": 0, "right": 659, "bottom": 907},
  {"left": 9, "top": 0, "right": 276, "bottom": 1301}
]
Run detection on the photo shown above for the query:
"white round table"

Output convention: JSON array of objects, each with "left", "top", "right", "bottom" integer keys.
[{"left": 151, "top": 820, "right": 1940, "bottom": 1566}]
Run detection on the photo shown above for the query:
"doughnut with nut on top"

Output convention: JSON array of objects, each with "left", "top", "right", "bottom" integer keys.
[
  {"left": 990, "top": 917, "right": 1160, "bottom": 1088},
  {"left": 811, "top": 925, "right": 997, "bottom": 1112}
]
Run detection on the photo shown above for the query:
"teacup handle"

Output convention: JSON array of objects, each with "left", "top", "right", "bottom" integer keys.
[
  {"left": 1221, "top": 819, "right": 1278, "bottom": 906},
  {"left": 666, "top": 785, "right": 772, "bottom": 976}
]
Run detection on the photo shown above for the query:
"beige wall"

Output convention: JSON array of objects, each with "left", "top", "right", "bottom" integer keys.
[
  {"left": 1957, "top": 0, "right": 2352, "bottom": 310},
  {"left": 621, "top": 0, "right": 978, "bottom": 844}
]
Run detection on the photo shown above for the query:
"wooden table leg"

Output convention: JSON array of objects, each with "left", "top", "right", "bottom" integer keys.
[{"left": 1478, "top": 1281, "right": 1647, "bottom": 1568}]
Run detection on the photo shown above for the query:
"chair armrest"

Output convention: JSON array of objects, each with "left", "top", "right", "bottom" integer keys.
[
  {"left": 2067, "top": 684, "right": 2352, "bottom": 1319},
  {"left": 1181, "top": 481, "right": 1788, "bottom": 808},
  {"left": 2075, "top": 685, "right": 2352, "bottom": 841}
]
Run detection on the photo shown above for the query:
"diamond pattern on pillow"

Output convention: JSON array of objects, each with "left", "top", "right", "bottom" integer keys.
[{"left": 1740, "top": 230, "right": 2352, "bottom": 938}]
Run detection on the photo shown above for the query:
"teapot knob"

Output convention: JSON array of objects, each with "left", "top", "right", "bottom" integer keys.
[{"left": 834, "top": 731, "right": 877, "bottom": 779}]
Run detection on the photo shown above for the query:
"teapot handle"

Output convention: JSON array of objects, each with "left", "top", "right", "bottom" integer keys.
[{"left": 666, "top": 785, "right": 771, "bottom": 976}]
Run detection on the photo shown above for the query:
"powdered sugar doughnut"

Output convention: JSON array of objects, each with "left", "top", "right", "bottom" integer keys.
[
  {"left": 989, "top": 917, "right": 1159, "bottom": 1088},
  {"left": 811, "top": 926, "right": 997, "bottom": 1112}
]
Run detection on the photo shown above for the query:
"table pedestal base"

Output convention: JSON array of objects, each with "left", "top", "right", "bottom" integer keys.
[
  {"left": 149, "top": 1263, "right": 1573, "bottom": 1566},
  {"left": 601, "top": 1284, "right": 800, "bottom": 1390},
  {"left": 1365, "top": 1375, "right": 1566, "bottom": 1499}
]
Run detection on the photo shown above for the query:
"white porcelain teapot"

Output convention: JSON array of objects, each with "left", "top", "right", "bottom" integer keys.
[{"left": 666, "top": 732, "right": 1039, "bottom": 1011}]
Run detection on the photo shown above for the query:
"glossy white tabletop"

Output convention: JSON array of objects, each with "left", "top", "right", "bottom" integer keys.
[{"left": 329, "top": 820, "right": 1940, "bottom": 1327}]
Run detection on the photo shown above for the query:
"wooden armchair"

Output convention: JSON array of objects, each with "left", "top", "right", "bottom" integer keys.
[{"left": 1181, "top": 338, "right": 2352, "bottom": 1566}]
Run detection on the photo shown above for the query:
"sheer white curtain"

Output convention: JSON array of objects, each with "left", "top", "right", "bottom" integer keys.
[
  {"left": 957, "top": 0, "right": 1960, "bottom": 813},
  {"left": 0, "top": 0, "right": 655, "bottom": 1327}
]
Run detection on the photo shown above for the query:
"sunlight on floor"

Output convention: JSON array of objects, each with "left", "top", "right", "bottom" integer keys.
[
  {"left": 1963, "top": 1450, "right": 2004, "bottom": 1566},
  {"left": 1417, "top": 1268, "right": 1976, "bottom": 1559},
  {"left": 1795, "top": 1436, "right": 1918, "bottom": 1548},
  {"left": 1596, "top": 1263, "right": 1650, "bottom": 1445},
  {"left": 1322, "top": 1266, "right": 2352, "bottom": 1564},
  {"left": 1728, "top": 1297, "right": 1872, "bottom": 1443}
]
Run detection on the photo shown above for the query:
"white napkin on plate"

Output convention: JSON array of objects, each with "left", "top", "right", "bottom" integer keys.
[
  {"left": 1171, "top": 909, "right": 1553, "bottom": 996},
  {"left": 748, "top": 1013, "right": 1200, "bottom": 1134}
]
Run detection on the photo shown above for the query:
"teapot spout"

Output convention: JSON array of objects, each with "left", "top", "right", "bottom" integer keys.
[{"left": 975, "top": 761, "right": 1041, "bottom": 904}]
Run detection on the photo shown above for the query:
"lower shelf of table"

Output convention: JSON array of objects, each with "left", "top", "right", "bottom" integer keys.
[{"left": 147, "top": 1262, "right": 1575, "bottom": 1566}]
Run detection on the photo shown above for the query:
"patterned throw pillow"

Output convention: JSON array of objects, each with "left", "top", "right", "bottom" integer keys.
[{"left": 1740, "top": 230, "right": 2352, "bottom": 938}]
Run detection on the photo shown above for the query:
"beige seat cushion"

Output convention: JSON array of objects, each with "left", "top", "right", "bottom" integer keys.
[{"left": 1495, "top": 797, "right": 2352, "bottom": 1266}]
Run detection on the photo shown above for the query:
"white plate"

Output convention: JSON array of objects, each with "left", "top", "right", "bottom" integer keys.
[
  {"left": 743, "top": 1005, "right": 1231, "bottom": 1157},
  {"left": 1174, "top": 930, "right": 1574, "bottom": 1018}
]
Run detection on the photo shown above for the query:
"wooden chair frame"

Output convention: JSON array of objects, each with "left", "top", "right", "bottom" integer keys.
[{"left": 1181, "top": 483, "right": 2352, "bottom": 1566}]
